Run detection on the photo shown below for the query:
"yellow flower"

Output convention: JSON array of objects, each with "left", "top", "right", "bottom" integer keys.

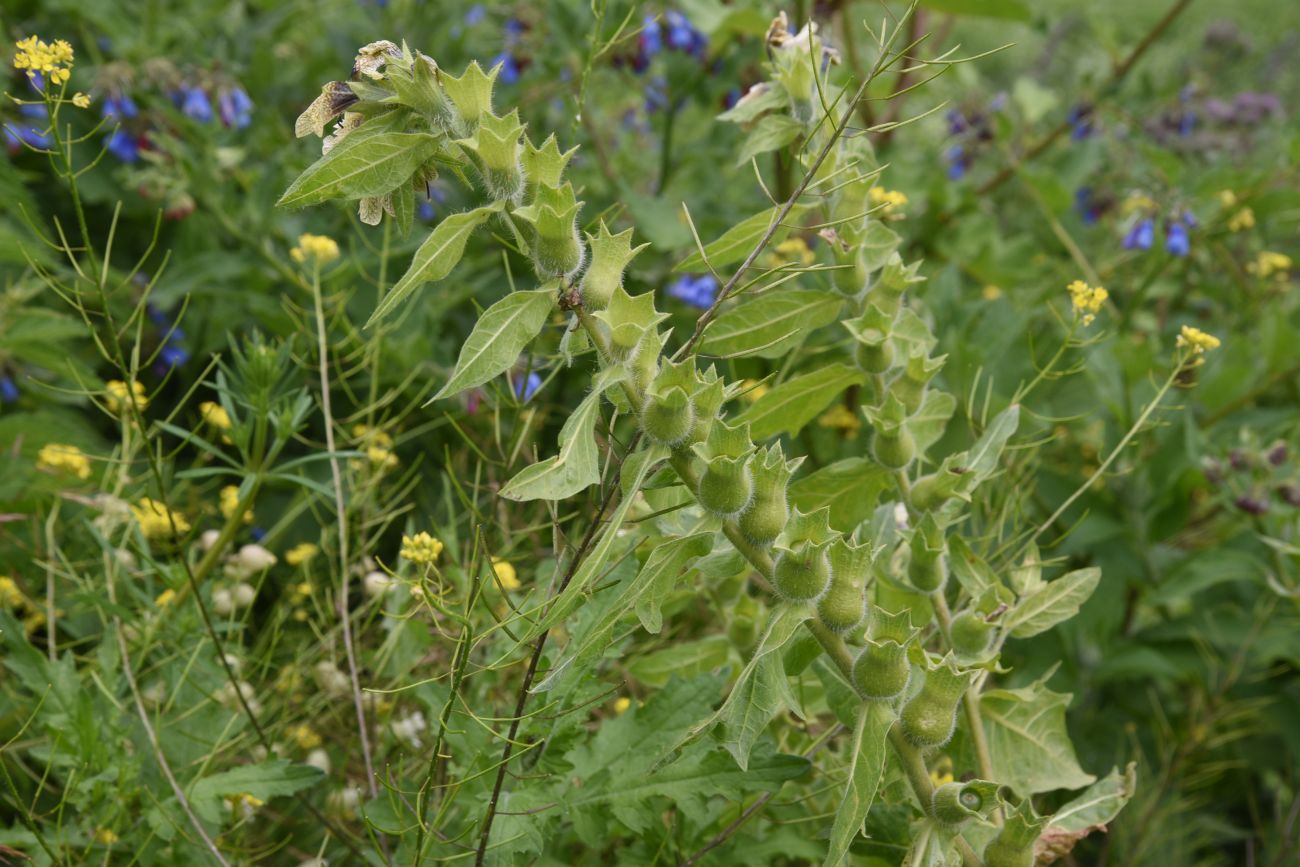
[
  {"left": 818, "top": 404, "right": 862, "bottom": 435},
  {"left": 1246, "top": 251, "right": 1292, "bottom": 281},
  {"left": 289, "top": 581, "right": 313, "bottom": 605},
  {"left": 1066, "top": 279, "right": 1108, "bottom": 326},
  {"left": 13, "top": 36, "right": 75, "bottom": 85},
  {"left": 93, "top": 828, "right": 118, "bottom": 845},
  {"left": 492, "top": 557, "right": 519, "bottom": 590},
  {"left": 225, "top": 792, "right": 264, "bottom": 812},
  {"left": 0, "top": 576, "right": 26, "bottom": 608},
  {"left": 1120, "top": 192, "right": 1157, "bottom": 215},
  {"left": 352, "top": 424, "right": 393, "bottom": 447},
  {"left": 131, "top": 498, "right": 190, "bottom": 539},
  {"left": 613, "top": 697, "right": 631, "bottom": 715},
  {"left": 400, "top": 532, "right": 444, "bottom": 565},
  {"left": 288, "top": 724, "right": 322, "bottom": 750},
  {"left": 765, "top": 237, "right": 816, "bottom": 269},
  {"left": 71, "top": 92, "right": 90, "bottom": 108},
  {"left": 740, "top": 379, "right": 769, "bottom": 402},
  {"left": 1228, "top": 207, "right": 1255, "bottom": 233},
  {"left": 868, "top": 186, "right": 908, "bottom": 217},
  {"left": 105, "top": 380, "right": 147, "bottom": 413},
  {"left": 36, "top": 443, "right": 92, "bottom": 480},
  {"left": 220, "top": 485, "right": 253, "bottom": 524},
  {"left": 366, "top": 444, "right": 399, "bottom": 470},
  {"left": 981, "top": 285, "right": 1003, "bottom": 301},
  {"left": 1176, "top": 325, "right": 1221, "bottom": 355},
  {"left": 155, "top": 589, "right": 178, "bottom": 607},
  {"left": 285, "top": 543, "right": 319, "bottom": 567},
  {"left": 290, "top": 233, "right": 340, "bottom": 265},
  {"left": 199, "top": 401, "right": 232, "bottom": 430},
  {"left": 1217, "top": 189, "right": 1238, "bottom": 208}
]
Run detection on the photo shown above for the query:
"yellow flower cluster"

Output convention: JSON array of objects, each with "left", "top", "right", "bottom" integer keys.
[
  {"left": 818, "top": 404, "right": 862, "bottom": 435},
  {"left": 13, "top": 35, "right": 74, "bottom": 85},
  {"left": 1176, "top": 325, "right": 1221, "bottom": 355},
  {"left": 72, "top": 92, "right": 90, "bottom": 108},
  {"left": 106, "top": 379, "right": 148, "bottom": 412},
  {"left": 1228, "top": 207, "right": 1255, "bottom": 232},
  {"left": 1067, "top": 279, "right": 1109, "bottom": 326},
  {"left": 155, "top": 588, "right": 178, "bottom": 607},
  {"left": 36, "top": 443, "right": 92, "bottom": 480},
  {"left": 285, "top": 542, "right": 319, "bottom": 566},
  {"left": 1247, "top": 251, "right": 1292, "bottom": 281},
  {"left": 131, "top": 498, "right": 191, "bottom": 539},
  {"left": 352, "top": 424, "right": 398, "bottom": 471},
  {"left": 290, "top": 233, "right": 340, "bottom": 265},
  {"left": 288, "top": 724, "right": 322, "bottom": 750},
  {"left": 492, "top": 557, "right": 519, "bottom": 590},
  {"left": 220, "top": 485, "right": 253, "bottom": 524},
  {"left": 868, "top": 187, "right": 908, "bottom": 216},
  {"left": 765, "top": 237, "right": 816, "bottom": 269},
  {"left": 981, "top": 285, "right": 1003, "bottom": 301},
  {"left": 200, "top": 401, "right": 232, "bottom": 430},
  {"left": 0, "top": 576, "right": 25, "bottom": 608},
  {"left": 1121, "top": 193, "right": 1157, "bottom": 215},
  {"left": 400, "top": 532, "right": 443, "bottom": 565},
  {"left": 93, "top": 828, "right": 118, "bottom": 845}
]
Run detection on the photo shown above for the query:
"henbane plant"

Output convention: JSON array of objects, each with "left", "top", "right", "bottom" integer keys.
[{"left": 279, "top": 16, "right": 1216, "bottom": 866}]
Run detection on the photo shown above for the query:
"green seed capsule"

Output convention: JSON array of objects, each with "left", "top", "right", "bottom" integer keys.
[
  {"left": 818, "top": 537, "right": 872, "bottom": 633},
  {"left": 855, "top": 339, "right": 894, "bottom": 374},
  {"left": 900, "top": 657, "right": 976, "bottom": 748},
  {"left": 908, "top": 515, "right": 947, "bottom": 593},
  {"left": 872, "top": 425, "right": 916, "bottom": 469},
  {"left": 983, "top": 801, "right": 1046, "bottom": 867},
  {"left": 738, "top": 444, "right": 801, "bottom": 546},
  {"left": 951, "top": 610, "right": 993, "bottom": 657},
  {"left": 641, "top": 387, "right": 694, "bottom": 446},
  {"left": 852, "top": 639, "right": 911, "bottom": 700},
  {"left": 772, "top": 540, "right": 832, "bottom": 603},
  {"left": 697, "top": 457, "right": 753, "bottom": 516}
]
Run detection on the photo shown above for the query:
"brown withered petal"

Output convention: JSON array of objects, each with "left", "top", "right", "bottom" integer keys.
[{"left": 294, "top": 81, "right": 357, "bottom": 139}]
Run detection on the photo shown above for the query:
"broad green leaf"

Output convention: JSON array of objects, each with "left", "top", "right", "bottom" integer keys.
[
  {"left": 736, "top": 115, "right": 803, "bottom": 166},
  {"left": 737, "top": 363, "right": 865, "bottom": 441},
  {"left": 824, "top": 702, "right": 893, "bottom": 866},
  {"left": 533, "top": 533, "right": 714, "bottom": 692},
  {"left": 700, "top": 289, "right": 843, "bottom": 359},
  {"left": 788, "top": 457, "right": 892, "bottom": 532},
  {"left": 860, "top": 220, "right": 902, "bottom": 272},
  {"left": 717, "top": 83, "right": 787, "bottom": 124},
  {"left": 626, "top": 636, "right": 733, "bottom": 688},
  {"left": 369, "top": 205, "right": 499, "bottom": 326},
  {"left": 907, "top": 388, "right": 957, "bottom": 457},
  {"left": 948, "top": 535, "right": 996, "bottom": 595},
  {"left": 1045, "top": 762, "right": 1137, "bottom": 842},
  {"left": 1005, "top": 567, "right": 1100, "bottom": 638},
  {"left": 723, "top": 647, "right": 796, "bottom": 769},
  {"left": 676, "top": 204, "right": 808, "bottom": 272},
  {"left": 966, "top": 404, "right": 1020, "bottom": 481},
  {"left": 278, "top": 128, "right": 438, "bottom": 209},
  {"left": 918, "top": 0, "right": 1030, "bottom": 20},
  {"left": 982, "top": 680, "right": 1096, "bottom": 796},
  {"left": 189, "top": 761, "right": 324, "bottom": 823},
  {"left": 431, "top": 287, "right": 555, "bottom": 401}
]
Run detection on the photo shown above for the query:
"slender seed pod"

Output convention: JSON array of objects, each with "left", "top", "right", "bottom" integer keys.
[
  {"left": 900, "top": 655, "right": 977, "bottom": 749},
  {"left": 907, "top": 514, "right": 948, "bottom": 593},
  {"left": 818, "top": 537, "right": 873, "bottom": 632},
  {"left": 772, "top": 539, "right": 833, "bottom": 603},
  {"left": 852, "top": 606, "right": 919, "bottom": 700},
  {"left": 738, "top": 444, "right": 803, "bottom": 546}
]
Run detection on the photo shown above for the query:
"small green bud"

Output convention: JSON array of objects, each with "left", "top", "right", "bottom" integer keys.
[
  {"left": 844, "top": 305, "right": 896, "bottom": 374},
  {"left": 852, "top": 607, "right": 919, "bottom": 700},
  {"left": 868, "top": 252, "right": 924, "bottom": 314},
  {"left": 907, "top": 514, "right": 947, "bottom": 593},
  {"left": 772, "top": 539, "right": 833, "bottom": 603},
  {"left": 384, "top": 45, "right": 448, "bottom": 120},
  {"left": 641, "top": 359, "right": 697, "bottom": 446},
  {"left": 932, "top": 781, "right": 1005, "bottom": 826},
  {"left": 818, "top": 537, "right": 873, "bottom": 633},
  {"left": 826, "top": 233, "right": 867, "bottom": 295},
  {"left": 685, "top": 368, "right": 725, "bottom": 446},
  {"left": 592, "top": 285, "right": 669, "bottom": 365},
  {"left": 441, "top": 60, "right": 498, "bottom": 131},
  {"left": 521, "top": 133, "right": 577, "bottom": 191},
  {"left": 692, "top": 420, "right": 756, "bottom": 517},
  {"left": 951, "top": 610, "right": 994, "bottom": 658},
  {"left": 983, "top": 800, "right": 1047, "bottom": 867},
  {"left": 889, "top": 350, "right": 946, "bottom": 415},
  {"left": 738, "top": 443, "right": 802, "bottom": 546},
  {"left": 580, "top": 221, "right": 648, "bottom": 311},
  {"left": 865, "top": 394, "right": 915, "bottom": 469},
  {"left": 513, "top": 181, "right": 584, "bottom": 276},
  {"left": 900, "top": 655, "right": 976, "bottom": 749},
  {"left": 455, "top": 109, "right": 525, "bottom": 201}
]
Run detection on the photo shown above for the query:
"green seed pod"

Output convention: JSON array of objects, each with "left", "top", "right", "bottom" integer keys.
[
  {"left": 592, "top": 285, "right": 669, "bottom": 366},
  {"left": 520, "top": 133, "right": 577, "bottom": 198},
  {"left": 865, "top": 394, "right": 915, "bottom": 470},
  {"left": 911, "top": 458, "right": 971, "bottom": 511},
  {"left": 852, "top": 607, "right": 919, "bottom": 700},
  {"left": 685, "top": 369, "right": 725, "bottom": 446},
  {"left": 868, "top": 252, "right": 924, "bottom": 315},
  {"left": 844, "top": 305, "right": 897, "bottom": 374},
  {"left": 951, "top": 610, "right": 994, "bottom": 658},
  {"left": 454, "top": 109, "right": 526, "bottom": 201},
  {"left": 907, "top": 514, "right": 948, "bottom": 593},
  {"left": 738, "top": 444, "right": 803, "bottom": 546},
  {"left": 513, "top": 181, "right": 585, "bottom": 276},
  {"left": 818, "top": 537, "right": 873, "bottom": 633},
  {"left": 579, "top": 220, "right": 647, "bottom": 311},
  {"left": 692, "top": 419, "right": 756, "bottom": 517},
  {"left": 783, "top": 505, "right": 834, "bottom": 547},
  {"left": 932, "top": 781, "right": 1005, "bottom": 826},
  {"left": 983, "top": 800, "right": 1047, "bottom": 867},
  {"left": 889, "top": 351, "right": 946, "bottom": 415},
  {"left": 772, "top": 539, "right": 833, "bottom": 603},
  {"left": 828, "top": 236, "right": 868, "bottom": 295},
  {"left": 900, "top": 655, "right": 977, "bottom": 749},
  {"left": 641, "top": 358, "right": 698, "bottom": 446}
]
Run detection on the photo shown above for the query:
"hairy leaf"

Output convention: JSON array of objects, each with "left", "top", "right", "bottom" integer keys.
[
  {"left": 189, "top": 761, "right": 324, "bottom": 823},
  {"left": 737, "top": 363, "right": 864, "bottom": 441},
  {"left": 700, "top": 289, "right": 843, "bottom": 359},
  {"left": 1006, "top": 567, "right": 1101, "bottom": 638},
  {"left": 676, "top": 204, "right": 808, "bottom": 272},
  {"left": 278, "top": 128, "right": 438, "bottom": 209},
  {"left": 789, "top": 457, "right": 892, "bottom": 532},
  {"left": 431, "top": 286, "right": 555, "bottom": 400},
  {"left": 824, "top": 702, "right": 893, "bottom": 866},
  {"left": 982, "top": 680, "right": 1096, "bottom": 796}
]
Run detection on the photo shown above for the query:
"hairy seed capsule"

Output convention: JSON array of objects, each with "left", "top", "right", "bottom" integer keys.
[
  {"left": 697, "top": 458, "right": 753, "bottom": 517},
  {"left": 641, "top": 387, "right": 694, "bottom": 446},
  {"left": 900, "top": 659, "right": 976, "bottom": 748},
  {"left": 852, "top": 640, "right": 911, "bottom": 700},
  {"left": 951, "top": 610, "right": 994, "bottom": 657},
  {"left": 872, "top": 425, "right": 915, "bottom": 469},
  {"left": 738, "top": 445, "right": 799, "bottom": 545},
  {"left": 932, "top": 783, "right": 981, "bottom": 826},
  {"left": 983, "top": 802, "right": 1046, "bottom": 867},
  {"left": 855, "top": 339, "right": 894, "bottom": 374},
  {"left": 772, "top": 541, "right": 832, "bottom": 603}
]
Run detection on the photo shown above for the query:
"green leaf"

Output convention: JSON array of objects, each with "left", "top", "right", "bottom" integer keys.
[
  {"left": 907, "top": 389, "right": 957, "bottom": 457},
  {"left": 917, "top": 0, "right": 1030, "bottom": 20},
  {"left": 735, "top": 115, "right": 803, "bottom": 166},
  {"left": 189, "top": 761, "right": 324, "bottom": 823},
  {"left": 737, "top": 363, "right": 865, "bottom": 441},
  {"left": 982, "top": 679, "right": 1096, "bottom": 796},
  {"left": 1046, "top": 762, "right": 1137, "bottom": 839},
  {"left": 533, "top": 533, "right": 714, "bottom": 692},
  {"left": 966, "top": 404, "right": 1020, "bottom": 482},
  {"left": 824, "top": 703, "right": 894, "bottom": 867},
  {"left": 278, "top": 128, "right": 438, "bottom": 209},
  {"left": 676, "top": 204, "right": 807, "bottom": 272},
  {"left": 369, "top": 204, "right": 500, "bottom": 327},
  {"left": 788, "top": 457, "right": 892, "bottom": 532},
  {"left": 626, "top": 636, "right": 733, "bottom": 687},
  {"left": 700, "top": 289, "right": 843, "bottom": 359},
  {"left": 431, "top": 286, "right": 555, "bottom": 401},
  {"left": 1005, "top": 567, "right": 1101, "bottom": 638},
  {"left": 860, "top": 220, "right": 902, "bottom": 272},
  {"left": 717, "top": 83, "right": 787, "bottom": 124}
]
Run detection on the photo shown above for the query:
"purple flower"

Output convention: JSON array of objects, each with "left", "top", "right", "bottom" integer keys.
[
  {"left": 101, "top": 93, "right": 139, "bottom": 120},
  {"left": 1068, "top": 105, "right": 1094, "bottom": 141},
  {"left": 1234, "top": 494, "right": 1269, "bottom": 515},
  {"left": 0, "top": 375, "right": 18, "bottom": 403},
  {"left": 504, "top": 18, "right": 525, "bottom": 45},
  {"left": 1123, "top": 218, "right": 1154, "bottom": 251},
  {"left": 219, "top": 87, "right": 254, "bottom": 128},
  {"left": 180, "top": 86, "right": 213, "bottom": 123},
  {"left": 667, "top": 274, "right": 717, "bottom": 309},
  {"left": 1165, "top": 219, "right": 1190, "bottom": 257},
  {"left": 1266, "top": 441, "right": 1288, "bottom": 466},
  {"left": 945, "top": 108, "right": 968, "bottom": 136},
  {"left": 1075, "top": 187, "right": 1098, "bottom": 225},
  {"left": 944, "top": 145, "right": 969, "bottom": 181},
  {"left": 105, "top": 128, "right": 139, "bottom": 162},
  {"left": 644, "top": 77, "right": 669, "bottom": 113},
  {"left": 1178, "top": 111, "right": 1196, "bottom": 137},
  {"left": 1279, "top": 483, "right": 1300, "bottom": 508},
  {"left": 513, "top": 371, "right": 542, "bottom": 401}
]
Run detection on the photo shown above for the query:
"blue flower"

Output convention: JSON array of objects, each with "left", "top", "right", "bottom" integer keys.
[
  {"left": 1178, "top": 111, "right": 1196, "bottom": 137},
  {"left": 667, "top": 274, "right": 717, "bottom": 309},
  {"left": 945, "top": 108, "right": 968, "bottom": 136},
  {"left": 464, "top": 4, "right": 486, "bottom": 26},
  {"left": 5, "top": 124, "right": 52, "bottom": 151},
  {"left": 1165, "top": 219, "right": 1190, "bottom": 257},
  {"left": 0, "top": 375, "right": 18, "bottom": 403},
  {"left": 219, "top": 87, "right": 254, "bottom": 128},
  {"left": 513, "top": 371, "right": 542, "bottom": 401},
  {"left": 1123, "top": 218, "right": 1155, "bottom": 251},
  {"left": 180, "top": 86, "right": 213, "bottom": 123},
  {"left": 105, "top": 128, "right": 139, "bottom": 162},
  {"left": 417, "top": 198, "right": 437, "bottom": 221},
  {"left": 159, "top": 344, "right": 190, "bottom": 369},
  {"left": 1075, "top": 187, "right": 1098, "bottom": 225},
  {"left": 640, "top": 15, "right": 663, "bottom": 58},
  {"left": 19, "top": 101, "right": 48, "bottom": 120},
  {"left": 101, "top": 93, "right": 139, "bottom": 120},
  {"left": 644, "top": 77, "right": 669, "bottom": 113},
  {"left": 664, "top": 11, "right": 694, "bottom": 50},
  {"left": 504, "top": 18, "right": 525, "bottom": 45},
  {"left": 1068, "top": 105, "right": 1094, "bottom": 141},
  {"left": 492, "top": 52, "right": 521, "bottom": 85},
  {"left": 944, "top": 145, "right": 968, "bottom": 181}
]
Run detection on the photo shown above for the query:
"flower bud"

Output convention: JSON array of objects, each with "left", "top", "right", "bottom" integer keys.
[
  {"left": 900, "top": 655, "right": 976, "bottom": 749},
  {"left": 592, "top": 285, "right": 669, "bottom": 366},
  {"left": 868, "top": 253, "right": 924, "bottom": 315},
  {"left": 513, "top": 181, "right": 584, "bottom": 277},
  {"left": 844, "top": 305, "right": 896, "bottom": 374},
  {"left": 454, "top": 109, "right": 525, "bottom": 201},
  {"left": 982, "top": 800, "right": 1047, "bottom": 867},
  {"left": 907, "top": 514, "right": 947, "bottom": 593},
  {"left": 951, "top": 610, "right": 994, "bottom": 658},
  {"left": 818, "top": 537, "right": 872, "bottom": 632},
  {"left": 865, "top": 394, "right": 915, "bottom": 469},
  {"left": 852, "top": 607, "right": 919, "bottom": 700},
  {"left": 772, "top": 539, "right": 833, "bottom": 603},
  {"left": 932, "top": 780, "right": 1005, "bottom": 826},
  {"left": 641, "top": 359, "right": 697, "bottom": 446},
  {"left": 889, "top": 351, "right": 946, "bottom": 415},
  {"left": 692, "top": 420, "right": 756, "bottom": 517},
  {"left": 738, "top": 444, "right": 802, "bottom": 545},
  {"left": 580, "top": 221, "right": 647, "bottom": 311}
]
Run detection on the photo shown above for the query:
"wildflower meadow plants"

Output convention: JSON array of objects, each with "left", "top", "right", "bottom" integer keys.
[{"left": 2, "top": 2, "right": 1299, "bottom": 866}]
